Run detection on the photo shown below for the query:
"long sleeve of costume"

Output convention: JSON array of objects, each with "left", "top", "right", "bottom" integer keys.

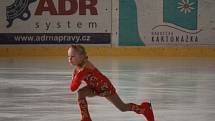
[{"left": 70, "top": 68, "right": 89, "bottom": 92}]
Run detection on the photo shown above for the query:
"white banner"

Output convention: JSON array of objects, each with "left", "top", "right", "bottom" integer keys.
[
  {"left": 0, "top": 0, "right": 112, "bottom": 44},
  {"left": 118, "top": 0, "right": 215, "bottom": 47}
]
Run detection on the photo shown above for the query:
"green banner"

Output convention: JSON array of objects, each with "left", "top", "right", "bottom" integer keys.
[{"left": 163, "top": 0, "right": 198, "bottom": 30}]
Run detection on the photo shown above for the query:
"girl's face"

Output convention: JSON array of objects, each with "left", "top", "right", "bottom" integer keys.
[{"left": 68, "top": 48, "right": 84, "bottom": 66}]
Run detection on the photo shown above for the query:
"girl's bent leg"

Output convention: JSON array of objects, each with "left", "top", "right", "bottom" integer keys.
[
  {"left": 77, "top": 86, "right": 96, "bottom": 121},
  {"left": 78, "top": 98, "right": 91, "bottom": 121}
]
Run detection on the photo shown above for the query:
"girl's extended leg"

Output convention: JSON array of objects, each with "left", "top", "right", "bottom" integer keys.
[
  {"left": 105, "top": 93, "right": 142, "bottom": 113},
  {"left": 105, "top": 93, "right": 154, "bottom": 121},
  {"left": 77, "top": 86, "right": 96, "bottom": 121}
]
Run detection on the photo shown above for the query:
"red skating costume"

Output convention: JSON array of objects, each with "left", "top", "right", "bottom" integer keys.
[{"left": 70, "top": 67, "right": 154, "bottom": 121}]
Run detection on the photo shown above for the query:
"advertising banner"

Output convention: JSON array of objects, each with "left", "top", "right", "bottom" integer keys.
[
  {"left": 0, "top": 0, "right": 112, "bottom": 45},
  {"left": 119, "top": 0, "right": 215, "bottom": 47}
]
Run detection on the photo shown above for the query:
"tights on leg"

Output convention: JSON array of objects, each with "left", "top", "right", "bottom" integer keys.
[
  {"left": 78, "top": 98, "right": 91, "bottom": 120},
  {"left": 129, "top": 103, "right": 144, "bottom": 114},
  {"left": 106, "top": 93, "right": 144, "bottom": 114}
]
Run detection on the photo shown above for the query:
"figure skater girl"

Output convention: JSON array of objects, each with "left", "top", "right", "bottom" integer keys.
[{"left": 68, "top": 45, "right": 154, "bottom": 121}]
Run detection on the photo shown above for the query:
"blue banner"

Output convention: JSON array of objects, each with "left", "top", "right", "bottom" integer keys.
[{"left": 0, "top": 33, "right": 111, "bottom": 44}]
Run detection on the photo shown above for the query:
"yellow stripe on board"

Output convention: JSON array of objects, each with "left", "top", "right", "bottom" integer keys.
[{"left": 0, "top": 47, "right": 215, "bottom": 57}]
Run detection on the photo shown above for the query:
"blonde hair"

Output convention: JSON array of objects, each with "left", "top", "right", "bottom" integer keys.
[{"left": 70, "top": 45, "right": 88, "bottom": 59}]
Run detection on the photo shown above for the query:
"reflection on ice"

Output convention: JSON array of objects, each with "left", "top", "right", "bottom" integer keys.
[{"left": 0, "top": 57, "right": 215, "bottom": 121}]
